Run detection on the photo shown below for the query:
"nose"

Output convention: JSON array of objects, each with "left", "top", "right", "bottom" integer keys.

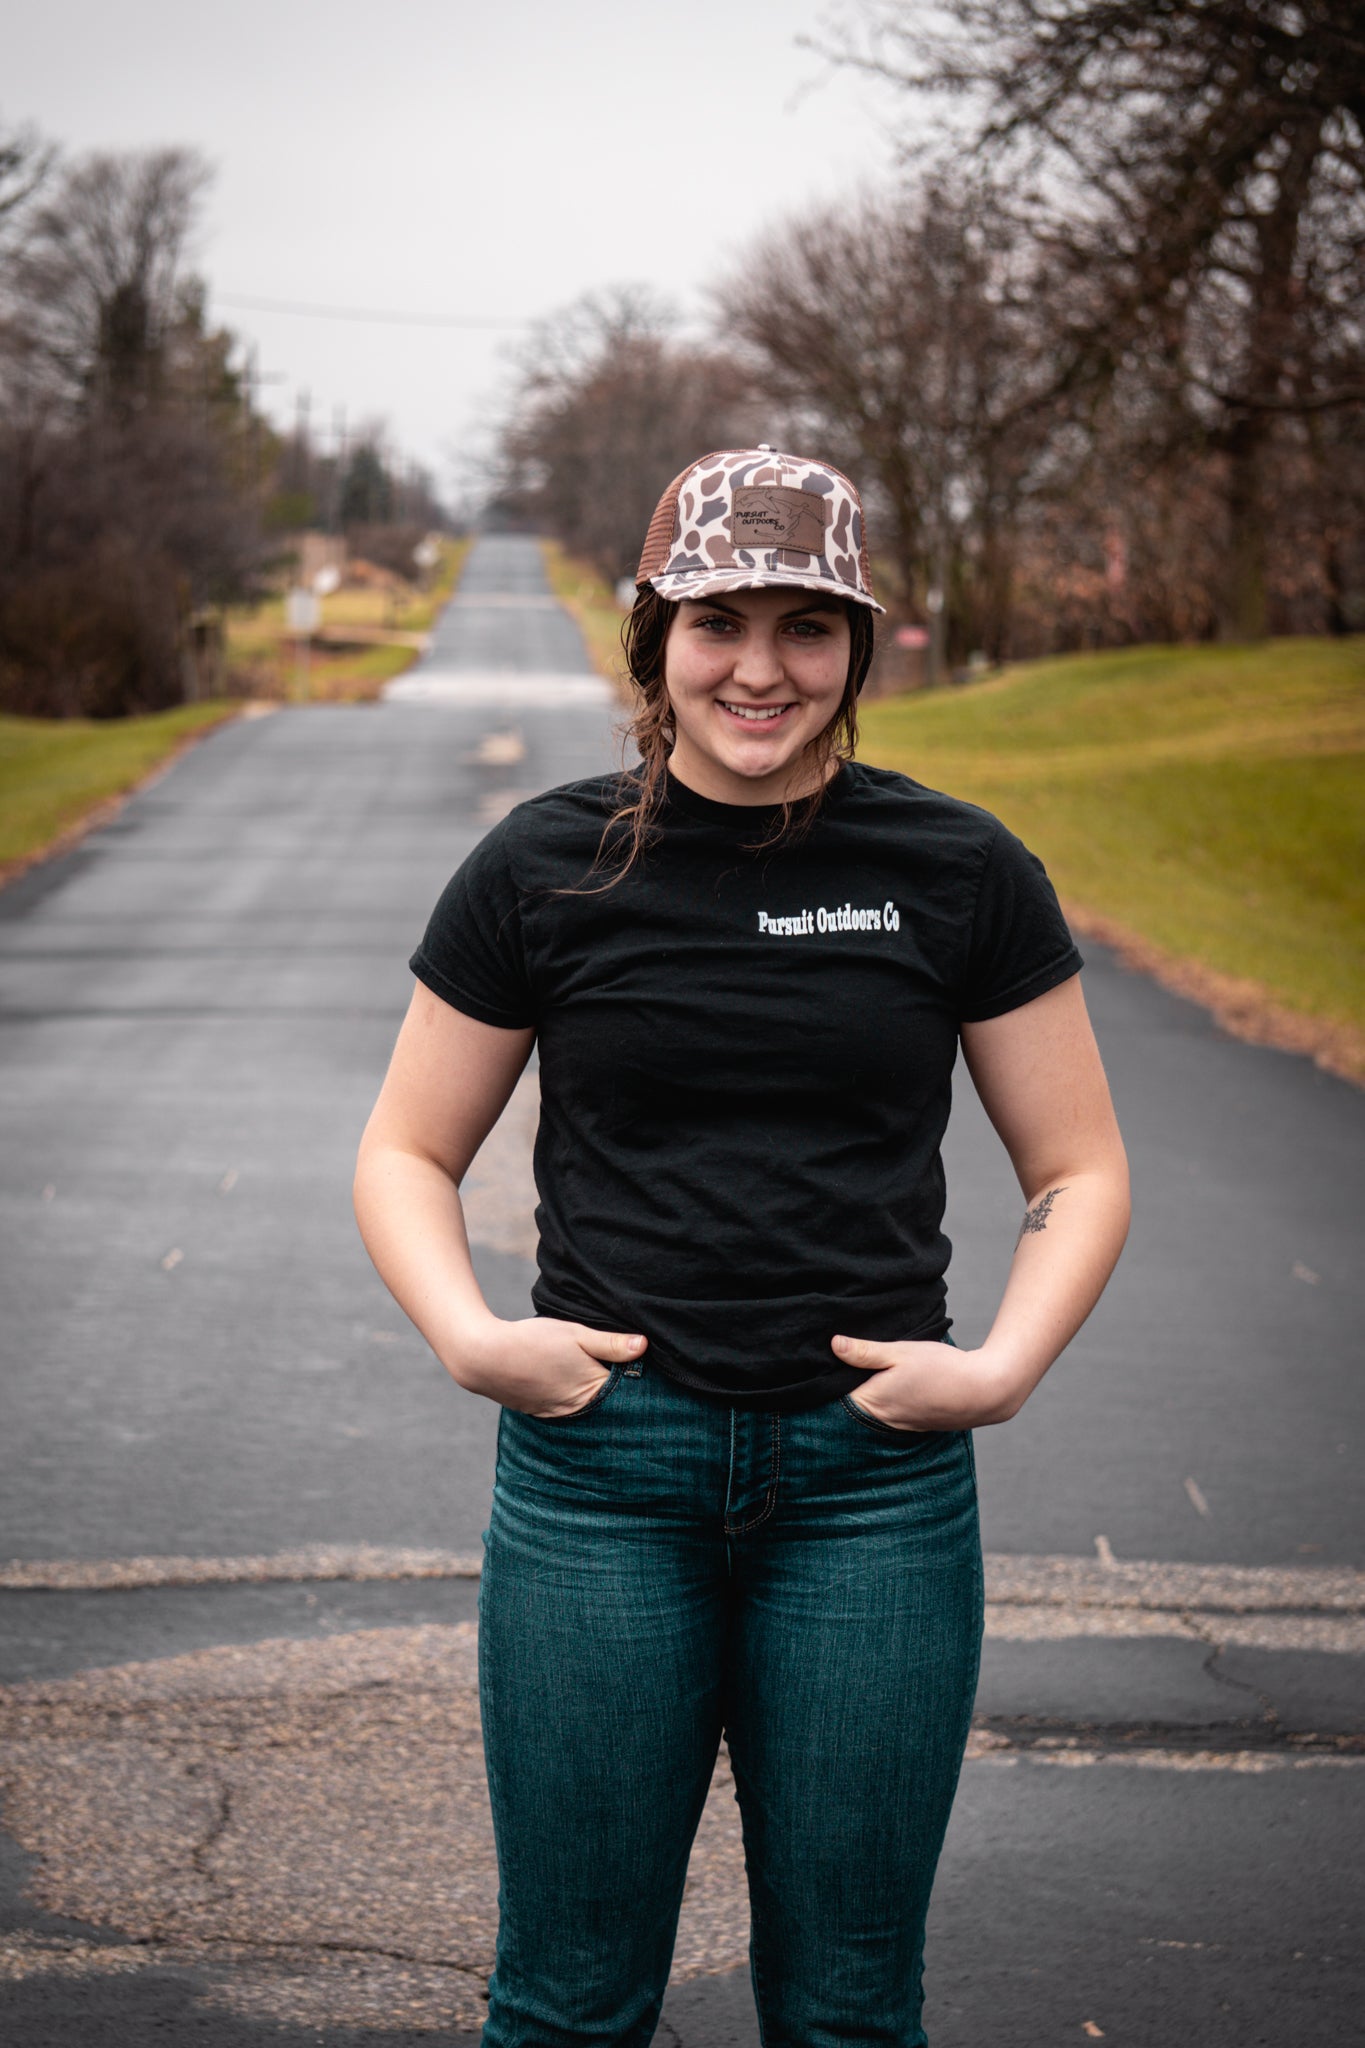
[{"left": 730, "top": 625, "right": 785, "bottom": 693}]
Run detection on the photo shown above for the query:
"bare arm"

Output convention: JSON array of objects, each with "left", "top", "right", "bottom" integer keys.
[
  {"left": 354, "top": 982, "right": 645, "bottom": 1416},
  {"left": 831, "top": 974, "right": 1130, "bottom": 1428}
]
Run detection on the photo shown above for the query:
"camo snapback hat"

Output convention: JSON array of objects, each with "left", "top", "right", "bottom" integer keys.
[{"left": 636, "top": 446, "right": 884, "bottom": 614}]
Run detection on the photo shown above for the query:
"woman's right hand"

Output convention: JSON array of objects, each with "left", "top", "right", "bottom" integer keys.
[{"left": 447, "top": 1315, "right": 647, "bottom": 1419}]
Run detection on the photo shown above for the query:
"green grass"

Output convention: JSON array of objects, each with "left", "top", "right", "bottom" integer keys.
[
  {"left": 1, "top": 541, "right": 478, "bottom": 874},
  {"left": 0, "top": 701, "right": 241, "bottom": 868},
  {"left": 858, "top": 637, "right": 1365, "bottom": 1056},
  {"left": 225, "top": 536, "right": 472, "bottom": 701},
  {"left": 540, "top": 542, "right": 630, "bottom": 693}
]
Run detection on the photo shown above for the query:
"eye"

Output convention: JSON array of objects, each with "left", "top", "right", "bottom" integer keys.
[
  {"left": 783, "top": 618, "right": 830, "bottom": 640},
  {"left": 693, "top": 612, "right": 738, "bottom": 634}
]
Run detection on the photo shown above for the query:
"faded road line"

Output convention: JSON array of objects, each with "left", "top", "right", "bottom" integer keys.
[
  {"left": 4, "top": 1549, "right": 1362, "bottom": 1654},
  {"left": 5, "top": 1546, "right": 1359, "bottom": 1608}
]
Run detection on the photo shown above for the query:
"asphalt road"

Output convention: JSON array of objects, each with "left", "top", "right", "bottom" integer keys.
[{"left": 1, "top": 535, "right": 1361, "bottom": 2046}]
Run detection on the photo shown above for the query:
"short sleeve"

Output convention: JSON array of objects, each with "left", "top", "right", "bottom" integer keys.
[
  {"left": 410, "top": 821, "right": 536, "bottom": 1028},
  {"left": 959, "top": 820, "right": 1083, "bottom": 1022}
]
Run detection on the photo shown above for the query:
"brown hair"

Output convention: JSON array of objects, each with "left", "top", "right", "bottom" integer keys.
[{"left": 581, "top": 587, "right": 875, "bottom": 889}]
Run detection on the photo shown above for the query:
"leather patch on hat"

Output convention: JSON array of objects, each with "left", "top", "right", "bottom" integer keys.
[{"left": 730, "top": 486, "right": 828, "bottom": 553}]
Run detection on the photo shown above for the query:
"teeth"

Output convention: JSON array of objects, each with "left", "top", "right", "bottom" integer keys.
[{"left": 721, "top": 703, "right": 790, "bottom": 721}]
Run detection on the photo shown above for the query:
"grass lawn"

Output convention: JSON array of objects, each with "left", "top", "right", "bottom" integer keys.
[
  {"left": 541, "top": 543, "right": 630, "bottom": 694},
  {"left": 1, "top": 539, "right": 476, "bottom": 875},
  {"left": 225, "top": 536, "right": 472, "bottom": 701},
  {"left": 0, "top": 701, "right": 242, "bottom": 872},
  {"left": 858, "top": 637, "right": 1365, "bottom": 1076}
]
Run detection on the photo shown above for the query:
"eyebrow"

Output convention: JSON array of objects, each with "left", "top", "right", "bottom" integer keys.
[{"left": 688, "top": 595, "right": 844, "bottom": 622}]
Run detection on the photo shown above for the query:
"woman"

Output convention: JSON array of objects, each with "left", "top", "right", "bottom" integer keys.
[{"left": 354, "top": 447, "right": 1130, "bottom": 2047}]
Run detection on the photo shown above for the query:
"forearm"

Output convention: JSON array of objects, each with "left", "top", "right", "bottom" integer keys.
[
  {"left": 354, "top": 1131, "right": 646, "bottom": 1416},
  {"left": 977, "top": 1164, "right": 1131, "bottom": 1416},
  {"left": 353, "top": 1136, "right": 497, "bottom": 1377},
  {"left": 351, "top": 999, "right": 637, "bottom": 1419}
]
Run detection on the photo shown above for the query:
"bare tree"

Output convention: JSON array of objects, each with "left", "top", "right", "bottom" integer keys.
[
  {"left": 717, "top": 184, "right": 1059, "bottom": 668},
  {"left": 0, "top": 143, "right": 263, "bottom": 716},
  {"left": 11, "top": 146, "right": 210, "bottom": 417},
  {"left": 820, "top": 0, "right": 1365, "bottom": 638},
  {"left": 0, "top": 118, "right": 53, "bottom": 249},
  {"left": 0, "top": 120, "right": 57, "bottom": 431},
  {"left": 496, "top": 287, "right": 759, "bottom": 582}
]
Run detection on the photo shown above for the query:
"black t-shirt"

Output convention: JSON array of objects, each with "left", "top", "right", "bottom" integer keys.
[{"left": 411, "top": 760, "right": 1082, "bottom": 1411}]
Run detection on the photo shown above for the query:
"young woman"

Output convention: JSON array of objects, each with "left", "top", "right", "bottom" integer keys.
[{"left": 354, "top": 448, "right": 1130, "bottom": 2048}]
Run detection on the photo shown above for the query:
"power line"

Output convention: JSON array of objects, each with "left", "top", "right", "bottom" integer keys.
[{"left": 214, "top": 292, "right": 532, "bottom": 331}]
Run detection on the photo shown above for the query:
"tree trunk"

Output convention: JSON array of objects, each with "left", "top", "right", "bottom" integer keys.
[
  {"left": 1220, "top": 416, "right": 1268, "bottom": 642},
  {"left": 1217, "top": 109, "right": 1324, "bottom": 642}
]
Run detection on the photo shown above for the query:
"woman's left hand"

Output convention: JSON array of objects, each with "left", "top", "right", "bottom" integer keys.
[{"left": 830, "top": 1334, "right": 1025, "bottom": 1430}]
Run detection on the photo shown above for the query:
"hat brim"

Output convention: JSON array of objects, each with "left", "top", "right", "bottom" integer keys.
[{"left": 646, "top": 566, "right": 885, "bottom": 616}]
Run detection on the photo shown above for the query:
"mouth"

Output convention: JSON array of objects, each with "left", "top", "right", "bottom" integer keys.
[{"left": 717, "top": 700, "right": 797, "bottom": 727}]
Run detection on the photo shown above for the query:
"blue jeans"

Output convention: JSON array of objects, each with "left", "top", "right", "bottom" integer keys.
[{"left": 478, "top": 1356, "right": 983, "bottom": 2048}]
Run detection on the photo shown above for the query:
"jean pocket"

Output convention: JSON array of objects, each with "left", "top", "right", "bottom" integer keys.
[
  {"left": 524, "top": 1363, "right": 623, "bottom": 1425},
  {"left": 838, "top": 1391, "right": 945, "bottom": 1444}
]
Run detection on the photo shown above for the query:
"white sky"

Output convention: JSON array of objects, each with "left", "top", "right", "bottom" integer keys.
[{"left": 6, "top": 0, "right": 899, "bottom": 501}]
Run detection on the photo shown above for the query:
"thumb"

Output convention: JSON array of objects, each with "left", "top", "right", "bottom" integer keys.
[
  {"left": 577, "top": 1327, "right": 648, "bottom": 1364},
  {"left": 831, "top": 1334, "right": 893, "bottom": 1370}
]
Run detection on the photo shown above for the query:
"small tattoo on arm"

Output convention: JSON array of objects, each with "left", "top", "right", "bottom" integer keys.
[{"left": 1016, "top": 1185, "right": 1068, "bottom": 1246}]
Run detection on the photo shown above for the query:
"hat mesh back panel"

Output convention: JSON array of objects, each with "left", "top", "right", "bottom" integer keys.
[
  {"left": 635, "top": 471, "right": 688, "bottom": 585},
  {"left": 636, "top": 450, "right": 756, "bottom": 587}
]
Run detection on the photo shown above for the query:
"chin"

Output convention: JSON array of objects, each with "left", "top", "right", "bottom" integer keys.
[{"left": 722, "top": 749, "right": 799, "bottom": 781}]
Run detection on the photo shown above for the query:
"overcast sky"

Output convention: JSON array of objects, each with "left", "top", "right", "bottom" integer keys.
[{"left": 7, "top": 0, "right": 900, "bottom": 498}]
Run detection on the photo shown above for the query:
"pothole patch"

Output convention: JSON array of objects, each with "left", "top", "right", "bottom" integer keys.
[{"left": 0, "top": 1623, "right": 748, "bottom": 2033}]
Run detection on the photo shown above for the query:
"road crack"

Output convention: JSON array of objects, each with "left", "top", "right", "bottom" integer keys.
[
  {"left": 187, "top": 1771, "right": 233, "bottom": 1882},
  {"left": 1180, "top": 1610, "right": 1281, "bottom": 1729},
  {"left": 115, "top": 1929, "right": 492, "bottom": 1978}
]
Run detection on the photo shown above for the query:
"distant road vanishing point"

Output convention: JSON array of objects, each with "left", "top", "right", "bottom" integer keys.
[{"left": 384, "top": 532, "right": 618, "bottom": 707}]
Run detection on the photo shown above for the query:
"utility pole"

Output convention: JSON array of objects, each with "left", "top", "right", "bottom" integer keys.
[
  {"left": 293, "top": 387, "right": 312, "bottom": 501},
  {"left": 328, "top": 405, "right": 348, "bottom": 533},
  {"left": 244, "top": 344, "right": 261, "bottom": 485}
]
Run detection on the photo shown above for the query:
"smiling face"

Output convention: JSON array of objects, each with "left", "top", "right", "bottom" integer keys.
[{"left": 662, "top": 588, "right": 854, "bottom": 807}]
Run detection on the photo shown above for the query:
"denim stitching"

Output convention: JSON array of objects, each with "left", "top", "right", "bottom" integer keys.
[
  {"left": 726, "top": 1413, "right": 781, "bottom": 1536},
  {"left": 725, "top": 1407, "right": 738, "bottom": 1530},
  {"left": 840, "top": 1390, "right": 906, "bottom": 1436},
  {"left": 839, "top": 1392, "right": 942, "bottom": 1442}
]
